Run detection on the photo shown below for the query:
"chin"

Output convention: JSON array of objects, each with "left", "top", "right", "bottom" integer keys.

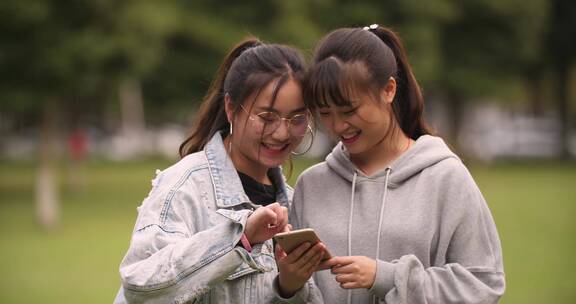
[
  {"left": 260, "top": 156, "right": 287, "bottom": 169},
  {"left": 344, "top": 142, "right": 368, "bottom": 156}
]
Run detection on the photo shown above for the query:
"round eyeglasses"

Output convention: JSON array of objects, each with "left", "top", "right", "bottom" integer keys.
[{"left": 240, "top": 105, "right": 311, "bottom": 137}]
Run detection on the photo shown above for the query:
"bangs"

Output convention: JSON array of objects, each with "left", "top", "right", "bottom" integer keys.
[
  {"left": 241, "top": 72, "right": 289, "bottom": 112},
  {"left": 305, "top": 57, "right": 376, "bottom": 110}
]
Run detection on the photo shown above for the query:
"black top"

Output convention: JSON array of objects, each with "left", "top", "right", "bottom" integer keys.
[{"left": 238, "top": 171, "right": 277, "bottom": 206}]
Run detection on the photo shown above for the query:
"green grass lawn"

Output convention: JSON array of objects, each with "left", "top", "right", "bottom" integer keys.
[{"left": 0, "top": 159, "right": 574, "bottom": 303}]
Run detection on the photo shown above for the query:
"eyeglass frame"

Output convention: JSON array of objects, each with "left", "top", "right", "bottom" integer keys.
[{"left": 237, "top": 104, "right": 312, "bottom": 137}]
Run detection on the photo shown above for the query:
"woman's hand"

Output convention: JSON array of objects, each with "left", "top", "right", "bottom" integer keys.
[
  {"left": 275, "top": 242, "right": 327, "bottom": 298},
  {"left": 244, "top": 203, "right": 288, "bottom": 244},
  {"left": 330, "top": 256, "right": 377, "bottom": 289}
]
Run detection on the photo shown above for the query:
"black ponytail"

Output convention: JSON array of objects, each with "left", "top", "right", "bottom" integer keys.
[
  {"left": 179, "top": 37, "right": 306, "bottom": 157},
  {"left": 370, "top": 26, "right": 431, "bottom": 139}
]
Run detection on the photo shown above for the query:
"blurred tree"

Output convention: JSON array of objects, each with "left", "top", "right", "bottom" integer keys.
[
  {"left": 546, "top": 0, "right": 576, "bottom": 159},
  {"left": 0, "top": 0, "right": 182, "bottom": 228},
  {"left": 140, "top": 0, "right": 257, "bottom": 123},
  {"left": 141, "top": 0, "right": 322, "bottom": 124},
  {"left": 437, "top": 0, "right": 548, "bottom": 145}
]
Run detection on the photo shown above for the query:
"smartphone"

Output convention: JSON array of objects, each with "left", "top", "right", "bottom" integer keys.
[{"left": 273, "top": 228, "right": 331, "bottom": 260}]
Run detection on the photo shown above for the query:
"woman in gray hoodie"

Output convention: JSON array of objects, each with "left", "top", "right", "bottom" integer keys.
[{"left": 282, "top": 25, "right": 505, "bottom": 303}]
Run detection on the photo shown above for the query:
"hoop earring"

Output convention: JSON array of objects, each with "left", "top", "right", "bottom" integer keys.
[
  {"left": 292, "top": 125, "right": 315, "bottom": 156},
  {"left": 228, "top": 123, "right": 233, "bottom": 154}
]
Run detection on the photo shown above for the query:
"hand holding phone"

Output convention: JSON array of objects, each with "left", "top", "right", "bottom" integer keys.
[
  {"left": 274, "top": 228, "right": 331, "bottom": 298},
  {"left": 273, "top": 228, "right": 331, "bottom": 260}
]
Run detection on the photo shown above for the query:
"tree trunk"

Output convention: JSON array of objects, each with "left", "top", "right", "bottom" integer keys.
[
  {"left": 445, "top": 90, "right": 465, "bottom": 153},
  {"left": 555, "top": 64, "right": 571, "bottom": 159},
  {"left": 118, "top": 77, "right": 146, "bottom": 157},
  {"left": 525, "top": 67, "right": 545, "bottom": 116},
  {"left": 119, "top": 77, "right": 145, "bottom": 136},
  {"left": 36, "top": 99, "right": 60, "bottom": 229}
]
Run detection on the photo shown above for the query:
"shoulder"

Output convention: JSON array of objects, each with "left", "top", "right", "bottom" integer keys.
[
  {"left": 426, "top": 157, "right": 487, "bottom": 214},
  {"left": 294, "top": 161, "right": 329, "bottom": 185},
  {"left": 164, "top": 151, "right": 209, "bottom": 177},
  {"left": 153, "top": 151, "right": 210, "bottom": 190},
  {"left": 426, "top": 157, "right": 476, "bottom": 186},
  {"left": 140, "top": 152, "right": 211, "bottom": 211},
  {"left": 300, "top": 161, "right": 330, "bottom": 179}
]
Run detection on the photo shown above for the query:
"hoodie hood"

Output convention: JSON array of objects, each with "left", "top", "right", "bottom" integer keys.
[{"left": 326, "top": 135, "right": 458, "bottom": 187}]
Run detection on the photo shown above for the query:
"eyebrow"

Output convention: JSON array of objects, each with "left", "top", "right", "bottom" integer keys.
[
  {"left": 318, "top": 104, "right": 356, "bottom": 111},
  {"left": 254, "top": 106, "right": 308, "bottom": 115}
]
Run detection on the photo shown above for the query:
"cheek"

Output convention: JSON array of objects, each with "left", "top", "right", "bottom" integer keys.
[
  {"left": 359, "top": 107, "right": 389, "bottom": 128},
  {"left": 246, "top": 131, "right": 265, "bottom": 149},
  {"left": 235, "top": 125, "right": 261, "bottom": 148}
]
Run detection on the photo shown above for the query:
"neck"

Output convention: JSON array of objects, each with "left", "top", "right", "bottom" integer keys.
[
  {"left": 350, "top": 131, "right": 413, "bottom": 176},
  {"left": 224, "top": 136, "right": 271, "bottom": 185}
]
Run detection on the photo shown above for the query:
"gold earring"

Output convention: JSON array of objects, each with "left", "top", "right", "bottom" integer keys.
[{"left": 292, "top": 125, "right": 315, "bottom": 156}]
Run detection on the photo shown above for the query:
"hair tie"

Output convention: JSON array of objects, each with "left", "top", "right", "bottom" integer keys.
[{"left": 362, "top": 24, "right": 379, "bottom": 31}]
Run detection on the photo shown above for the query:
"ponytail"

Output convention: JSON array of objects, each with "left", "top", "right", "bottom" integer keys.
[
  {"left": 179, "top": 38, "right": 262, "bottom": 157},
  {"left": 369, "top": 26, "right": 432, "bottom": 139}
]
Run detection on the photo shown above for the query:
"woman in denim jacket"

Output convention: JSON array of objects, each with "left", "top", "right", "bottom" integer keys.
[{"left": 114, "top": 38, "right": 327, "bottom": 304}]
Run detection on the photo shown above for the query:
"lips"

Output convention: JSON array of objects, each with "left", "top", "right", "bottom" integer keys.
[
  {"left": 341, "top": 130, "right": 361, "bottom": 145},
  {"left": 261, "top": 142, "right": 290, "bottom": 156}
]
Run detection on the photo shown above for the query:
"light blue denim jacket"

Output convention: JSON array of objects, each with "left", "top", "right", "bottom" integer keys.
[{"left": 114, "top": 132, "right": 322, "bottom": 304}]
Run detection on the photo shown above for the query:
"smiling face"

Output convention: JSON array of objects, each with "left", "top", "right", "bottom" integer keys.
[
  {"left": 316, "top": 77, "right": 397, "bottom": 157},
  {"left": 318, "top": 95, "right": 388, "bottom": 155},
  {"left": 227, "top": 78, "right": 307, "bottom": 174}
]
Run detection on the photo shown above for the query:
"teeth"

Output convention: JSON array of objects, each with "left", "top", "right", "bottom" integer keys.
[
  {"left": 263, "top": 143, "right": 287, "bottom": 150},
  {"left": 342, "top": 131, "right": 359, "bottom": 140}
]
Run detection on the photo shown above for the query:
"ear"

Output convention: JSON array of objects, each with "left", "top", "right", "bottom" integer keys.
[
  {"left": 380, "top": 77, "right": 397, "bottom": 104},
  {"left": 224, "top": 93, "right": 235, "bottom": 124}
]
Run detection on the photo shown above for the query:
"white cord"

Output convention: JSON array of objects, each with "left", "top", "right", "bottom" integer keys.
[{"left": 347, "top": 172, "right": 357, "bottom": 304}]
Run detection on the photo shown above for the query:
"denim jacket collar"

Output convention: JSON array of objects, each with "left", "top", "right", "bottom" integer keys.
[{"left": 204, "top": 131, "right": 290, "bottom": 209}]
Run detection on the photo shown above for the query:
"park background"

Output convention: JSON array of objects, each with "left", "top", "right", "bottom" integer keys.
[{"left": 1, "top": 0, "right": 575, "bottom": 303}]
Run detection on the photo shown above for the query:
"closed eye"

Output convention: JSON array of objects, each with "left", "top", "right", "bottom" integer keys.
[{"left": 343, "top": 107, "right": 358, "bottom": 116}]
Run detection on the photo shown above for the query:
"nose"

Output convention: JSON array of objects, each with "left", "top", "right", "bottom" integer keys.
[
  {"left": 332, "top": 115, "right": 349, "bottom": 134},
  {"left": 271, "top": 119, "right": 290, "bottom": 141}
]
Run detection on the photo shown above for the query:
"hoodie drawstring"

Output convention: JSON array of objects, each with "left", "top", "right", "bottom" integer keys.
[
  {"left": 346, "top": 169, "right": 391, "bottom": 304},
  {"left": 346, "top": 172, "right": 357, "bottom": 304},
  {"left": 375, "top": 168, "right": 391, "bottom": 261},
  {"left": 373, "top": 167, "right": 391, "bottom": 304}
]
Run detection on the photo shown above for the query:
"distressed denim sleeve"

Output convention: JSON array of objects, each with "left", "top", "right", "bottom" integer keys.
[{"left": 116, "top": 183, "right": 258, "bottom": 303}]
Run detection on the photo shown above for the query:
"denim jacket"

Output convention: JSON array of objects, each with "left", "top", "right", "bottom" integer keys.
[{"left": 114, "top": 132, "right": 322, "bottom": 304}]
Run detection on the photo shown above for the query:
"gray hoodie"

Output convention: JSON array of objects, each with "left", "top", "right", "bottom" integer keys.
[{"left": 291, "top": 135, "right": 505, "bottom": 304}]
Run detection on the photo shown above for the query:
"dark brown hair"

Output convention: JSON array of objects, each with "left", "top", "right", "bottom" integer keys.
[
  {"left": 179, "top": 37, "right": 306, "bottom": 157},
  {"left": 305, "top": 26, "right": 432, "bottom": 140}
]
